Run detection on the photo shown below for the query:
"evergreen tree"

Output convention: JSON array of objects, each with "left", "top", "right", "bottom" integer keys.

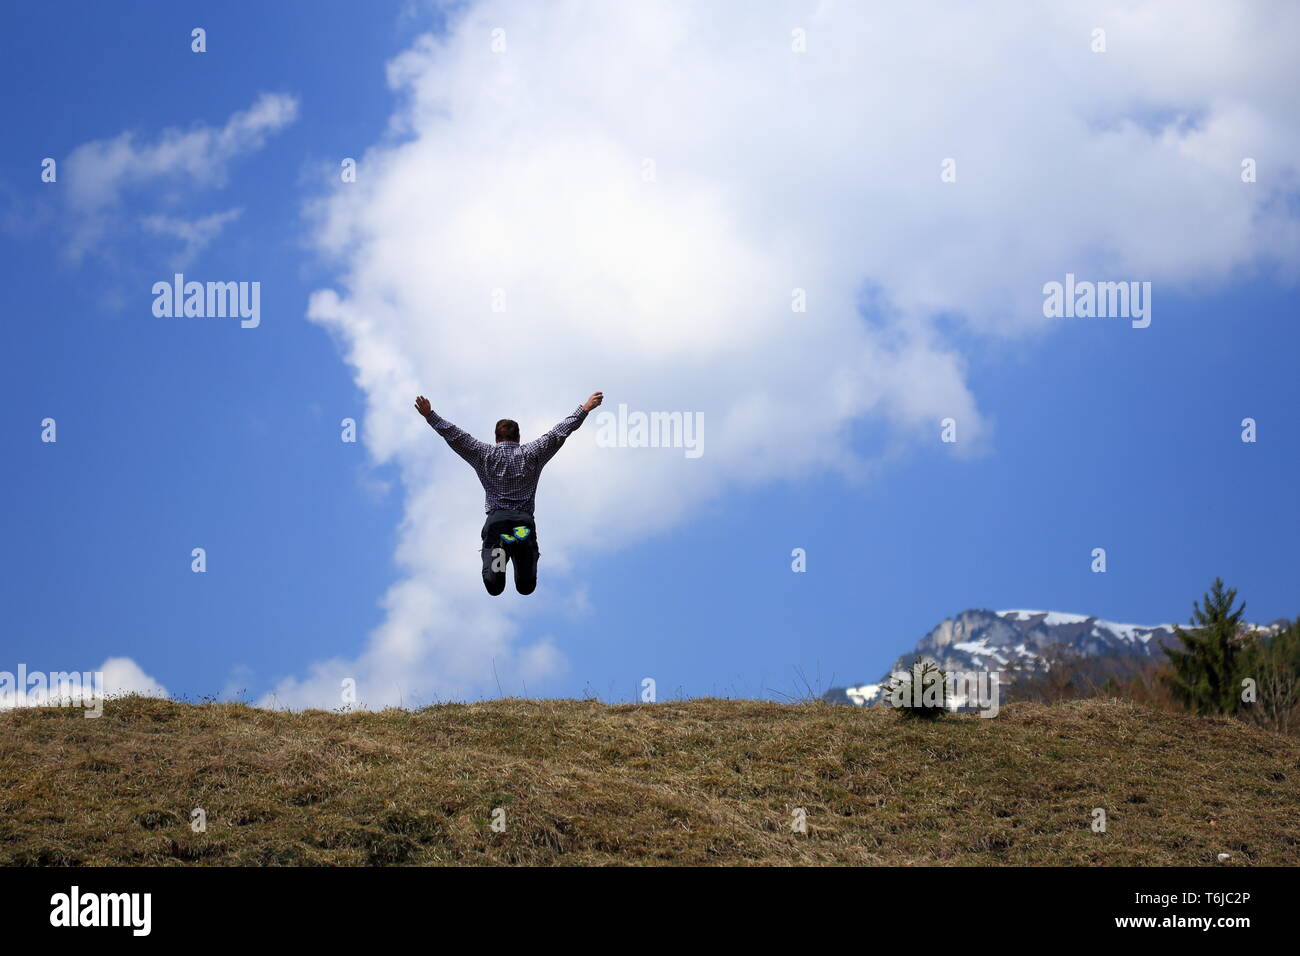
[
  {"left": 883, "top": 659, "right": 949, "bottom": 720},
  {"left": 1240, "top": 617, "right": 1300, "bottom": 733},
  {"left": 1164, "top": 578, "right": 1248, "bottom": 716}
]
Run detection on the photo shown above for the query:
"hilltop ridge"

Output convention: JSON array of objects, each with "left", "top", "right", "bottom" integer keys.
[{"left": 1, "top": 694, "right": 1295, "bottom": 866}]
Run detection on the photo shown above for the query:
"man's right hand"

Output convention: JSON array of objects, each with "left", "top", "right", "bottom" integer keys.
[
  {"left": 582, "top": 391, "right": 604, "bottom": 413},
  {"left": 414, "top": 395, "right": 433, "bottom": 419}
]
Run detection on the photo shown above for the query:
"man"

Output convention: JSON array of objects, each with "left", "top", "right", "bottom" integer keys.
[{"left": 414, "top": 391, "right": 603, "bottom": 595}]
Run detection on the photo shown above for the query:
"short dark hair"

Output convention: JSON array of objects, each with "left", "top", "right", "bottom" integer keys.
[{"left": 495, "top": 419, "right": 520, "bottom": 442}]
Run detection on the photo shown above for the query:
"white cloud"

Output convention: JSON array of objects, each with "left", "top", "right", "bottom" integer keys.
[
  {"left": 218, "top": 664, "right": 256, "bottom": 703},
  {"left": 271, "top": 0, "right": 1300, "bottom": 709},
  {"left": 98, "top": 657, "right": 169, "bottom": 699},
  {"left": 60, "top": 92, "right": 298, "bottom": 260},
  {"left": 141, "top": 208, "right": 243, "bottom": 269},
  {"left": 0, "top": 657, "right": 168, "bottom": 709}
]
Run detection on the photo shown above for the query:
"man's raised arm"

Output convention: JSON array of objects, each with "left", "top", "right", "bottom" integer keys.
[
  {"left": 525, "top": 391, "right": 603, "bottom": 465},
  {"left": 414, "top": 395, "right": 490, "bottom": 466}
]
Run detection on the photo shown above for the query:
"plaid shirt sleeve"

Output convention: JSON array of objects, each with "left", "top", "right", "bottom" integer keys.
[
  {"left": 425, "top": 412, "right": 490, "bottom": 467},
  {"left": 522, "top": 405, "right": 589, "bottom": 467}
]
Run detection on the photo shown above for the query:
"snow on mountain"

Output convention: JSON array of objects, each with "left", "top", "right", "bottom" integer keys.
[
  {"left": 824, "top": 608, "right": 1179, "bottom": 707},
  {"left": 999, "top": 610, "right": 1093, "bottom": 627},
  {"left": 825, "top": 607, "right": 1286, "bottom": 707}
]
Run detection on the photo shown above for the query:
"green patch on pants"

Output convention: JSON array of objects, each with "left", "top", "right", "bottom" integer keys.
[{"left": 499, "top": 526, "right": 532, "bottom": 545}]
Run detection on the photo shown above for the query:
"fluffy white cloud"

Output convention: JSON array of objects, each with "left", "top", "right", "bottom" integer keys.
[
  {"left": 98, "top": 657, "right": 170, "bottom": 699},
  {"left": 269, "top": 0, "right": 1300, "bottom": 708},
  {"left": 60, "top": 92, "right": 297, "bottom": 260}
]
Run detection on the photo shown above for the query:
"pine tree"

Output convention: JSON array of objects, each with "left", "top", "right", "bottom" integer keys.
[
  {"left": 883, "top": 659, "right": 949, "bottom": 720},
  {"left": 1240, "top": 618, "right": 1300, "bottom": 733},
  {"left": 1163, "top": 578, "right": 1248, "bottom": 716}
]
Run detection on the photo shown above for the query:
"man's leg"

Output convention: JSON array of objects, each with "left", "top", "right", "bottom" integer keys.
[
  {"left": 511, "top": 536, "right": 539, "bottom": 595},
  {"left": 481, "top": 540, "right": 507, "bottom": 596}
]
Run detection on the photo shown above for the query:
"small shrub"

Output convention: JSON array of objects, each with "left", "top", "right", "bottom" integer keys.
[{"left": 882, "top": 660, "right": 949, "bottom": 720}]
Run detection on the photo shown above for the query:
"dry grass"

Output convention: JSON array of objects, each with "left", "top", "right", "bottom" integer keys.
[{"left": 1, "top": 694, "right": 1296, "bottom": 866}]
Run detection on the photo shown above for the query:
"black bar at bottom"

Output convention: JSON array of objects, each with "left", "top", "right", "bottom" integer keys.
[{"left": 0, "top": 865, "right": 1284, "bottom": 940}]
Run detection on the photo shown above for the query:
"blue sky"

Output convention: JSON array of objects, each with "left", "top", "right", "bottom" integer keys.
[{"left": 3, "top": 2, "right": 1297, "bottom": 707}]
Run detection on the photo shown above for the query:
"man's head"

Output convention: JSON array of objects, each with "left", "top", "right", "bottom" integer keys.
[{"left": 495, "top": 419, "right": 520, "bottom": 443}]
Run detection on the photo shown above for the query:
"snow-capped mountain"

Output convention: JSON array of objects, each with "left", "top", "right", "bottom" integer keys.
[{"left": 823, "top": 608, "right": 1279, "bottom": 707}]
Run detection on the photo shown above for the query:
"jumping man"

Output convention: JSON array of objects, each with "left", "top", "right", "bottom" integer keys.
[{"left": 414, "top": 391, "right": 603, "bottom": 595}]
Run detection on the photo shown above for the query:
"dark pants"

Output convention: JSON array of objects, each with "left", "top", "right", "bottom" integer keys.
[{"left": 480, "top": 509, "right": 539, "bottom": 596}]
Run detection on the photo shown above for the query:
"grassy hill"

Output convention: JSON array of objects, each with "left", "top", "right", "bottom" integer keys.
[{"left": 1, "top": 695, "right": 1296, "bottom": 866}]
